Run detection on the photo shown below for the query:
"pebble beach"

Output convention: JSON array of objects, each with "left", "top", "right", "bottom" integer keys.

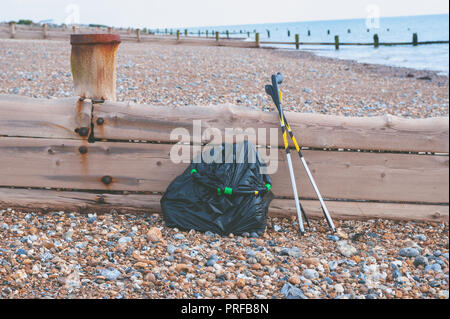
[
  {"left": 0, "top": 39, "right": 448, "bottom": 118},
  {"left": 0, "top": 38, "right": 448, "bottom": 299}
]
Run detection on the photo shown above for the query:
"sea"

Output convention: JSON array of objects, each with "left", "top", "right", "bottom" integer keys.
[{"left": 187, "top": 14, "right": 449, "bottom": 76}]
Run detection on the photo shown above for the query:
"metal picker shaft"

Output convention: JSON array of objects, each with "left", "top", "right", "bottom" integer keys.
[
  {"left": 281, "top": 111, "right": 336, "bottom": 232},
  {"left": 266, "top": 76, "right": 306, "bottom": 235},
  {"left": 266, "top": 72, "right": 336, "bottom": 233}
]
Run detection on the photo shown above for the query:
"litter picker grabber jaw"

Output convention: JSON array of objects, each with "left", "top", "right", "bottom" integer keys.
[{"left": 265, "top": 73, "right": 337, "bottom": 233}]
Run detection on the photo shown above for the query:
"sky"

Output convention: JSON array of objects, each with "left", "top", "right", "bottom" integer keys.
[{"left": 1, "top": 0, "right": 448, "bottom": 28}]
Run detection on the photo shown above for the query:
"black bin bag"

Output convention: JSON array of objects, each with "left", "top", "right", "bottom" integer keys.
[{"left": 161, "top": 141, "right": 274, "bottom": 235}]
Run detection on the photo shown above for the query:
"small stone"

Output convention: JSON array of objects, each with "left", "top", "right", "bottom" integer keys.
[
  {"left": 261, "top": 259, "right": 270, "bottom": 266},
  {"left": 65, "top": 271, "right": 81, "bottom": 291},
  {"left": 146, "top": 227, "right": 162, "bottom": 242},
  {"left": 302, "top": 269, "right": 319, "bottom": 280},
  {"left": 289, "top": 275, "right": 301, "bottom": 285},
  {"left": 236, "top": 278, "right": 246, "bottom": 289},
  {"left": 336, "top": 240, "right": 357, "bottom": 257},
  {"left": 100, "top": 268, "right": 121, "bottom": 281},
  {"left": 425, "top": 263, "right": 442, "bottom": 273},
  {"left": 175, "top": 263, "right": 189, "bottom": 273},
  {"left": 414, "top": 234, "right": 427, "bottom": 241},
  {"left": 145, "top": 273, "right": 156, "bottom": 282},
  {"left": 118, "top": 236, "right": 132, "bottom": 244},
  {"left": 280, "top": 247, "right": 301, "bottom": 258},
  {"left": 334, "top": 284, "right": 344, "bottom": 294},
  {"left": 15, "top": 248, "right": 27, "bottom": 256},
  {"left": 399, "top": 248, "right": 420, "bottom": 258},
  {"left": 167, "top": 244, "right": 176, "bottom": 254},
  {"left": 281, "top": 283, "right": 308, "bottom": 299},
  {"left": 303, "top": 258, "right": 320, "bottom": 267},
  {"left": 336, "top": 229, "right": 348, "bottom": 239},
  {"left": 206, "top": 255, "right": 218, "bottom": 266},
  {"left": 413, "top": 256, "right": 428, "bottom": 268},
  {"left": 173, "top": 233, "right": 185, "bottom": 240},
  {"left": 327, "top": 235, "right": 339, "bottom": 242},
  {"left": 62, "top": 229, "right": 73, "bottom": 241}
]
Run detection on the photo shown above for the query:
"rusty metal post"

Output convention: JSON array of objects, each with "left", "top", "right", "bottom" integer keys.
[
  {"left": 70, "top": 34, "right": 121, "bottom": 101},
  {"left": 9, "top": 22, "right": 15, "bottom": 39},
  {"left": 43, "top": 23, "right": 47, "bottom": 39}
]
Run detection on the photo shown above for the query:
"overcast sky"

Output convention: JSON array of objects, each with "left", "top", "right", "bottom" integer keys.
[{"left": 1, "top": 0, "right": 448, "bottom": 28}]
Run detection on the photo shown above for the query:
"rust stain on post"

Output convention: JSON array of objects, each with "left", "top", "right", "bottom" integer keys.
[{"left": 70, "top": 34, "right": 121, "bottom": 101}]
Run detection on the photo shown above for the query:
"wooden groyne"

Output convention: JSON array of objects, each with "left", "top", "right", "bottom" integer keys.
[
  {"left": 1, "top": 23, "right": 448, "bottom": 50},
  {"left": 0, "top": 33, "right": 448, "bottom": 222}
]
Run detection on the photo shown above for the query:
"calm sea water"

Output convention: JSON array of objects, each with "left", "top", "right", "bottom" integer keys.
[{"left": 188, "top": 14, "right": 449, "bottom": 75}]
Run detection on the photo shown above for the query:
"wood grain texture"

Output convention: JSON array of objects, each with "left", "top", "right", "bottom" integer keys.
[
  {"left": 0, "top": 137, "right": 447, "bottom": 203},
  {"left": 0, "top": 95, "right": 91, "bottom": 140},
  {"left": 0, "top": 188, "right": 447, "bottom": 222},
  {"left": 92, "top": 101, "right": 449, "bottom": 153}
]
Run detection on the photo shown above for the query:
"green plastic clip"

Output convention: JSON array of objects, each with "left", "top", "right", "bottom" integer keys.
[
  {"left": 217, "top": 188, "right": 222, "bottom": 196},
  {"left": 265, "top": 184, "right": 271, "bottom": 192},
  {"left": 190, "top": 169, "right": 197, "bottom": 175},
  {"left": 224, "top": 187, "right": 232, "bottom": 195}
]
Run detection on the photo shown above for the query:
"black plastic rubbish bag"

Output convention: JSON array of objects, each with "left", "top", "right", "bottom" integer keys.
[{"left": 161, "top": 141, "right": 274, "bottom": 235}]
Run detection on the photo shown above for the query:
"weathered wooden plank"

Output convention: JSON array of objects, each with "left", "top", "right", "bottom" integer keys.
[
  {"left": 92, "top": 101, "right": 449, "bottom": 153},
  {"left": 0, "top": 137, "right": 447, "bottom": 203},
  {"left": 269, "top": 199, "right": 448, "bottom": 222},
  {"left": 0, "top": 95, "right": 91, "bottom": 140},
  {"left": 0, "top": 188, "right": 447, "bottom": 222}
]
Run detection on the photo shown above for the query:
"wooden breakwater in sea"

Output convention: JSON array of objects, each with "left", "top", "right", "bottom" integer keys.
[{"left": 1, "top": 22, "right": 448, "bottom": 50}]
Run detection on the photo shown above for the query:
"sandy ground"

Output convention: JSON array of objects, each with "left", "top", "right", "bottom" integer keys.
[{"left": 0, "top": 38, "right": 448, "bottom": 299}]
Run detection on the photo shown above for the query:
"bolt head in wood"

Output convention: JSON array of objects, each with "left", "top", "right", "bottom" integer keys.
[
  {"left": 77, "top": 127, "right": 90, "bottom": 137},
  {"left": 78, "top": 145, "right": 88, "bottom": 154},
  {"left": 101, "top": 175, "right": 113, "bottom": 185}
]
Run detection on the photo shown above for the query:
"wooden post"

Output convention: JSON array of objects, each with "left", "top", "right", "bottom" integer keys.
[
  {"left": 255, "top": 33, "right": 260, "bottom": 48},
  {"left": 198, "top": 30, "right": 200, "bottom": 37},
  {"left": 287, "top": 30, "right": 290, "bottom": 37},
  {"left": 9, "top": 22, "right": 15, "bottom": 39},
  {"left": 206, "top": 30, "right": 208, "bottom": 38},
  {"left": 108, "top": 27, "right": 113, "bottom": 34},
  {"left": 72, "top": 25, "right": 77, "bottom": 33},
  {"left": 136, "top": 29, "right": 141, "bottom": 42},
  {"left": 70, "top": 34, "right": 121, "bottom": 101},
  {"left": 335, "top": 35, "right": 339, "bottom": 50},
  {"left": 176, "top": 30, "right": 180, "bottom": 41},
  {"left": 42, "top": 23, "right": 47, "bottom": 39},
  {"left": 347, "top": 29, "right": 351, "bottom": 33},
  {"left": 307, "top": 30, "right": 311, "bottom": 36},
  {"left": 267, "top": 30, "right": 270, "bottom": 38},
  {"left": 247, "top": 31, "right": 250, "bottom": 37},
  {"left": 226, "top": 30, "right": 229, "bottom": 39},
  {"left": 374, "top": 34, "right": 379, "bottom": 48},
  {"left": 327, "top": 29, "right": 330, "bottom": 35},
  {"left": 413, "top": 33, "right": 418, "bottom": 46},
  {"left": 185, "top": 29, "right": 188, "bottom": 37},
  {"left": 215, "top": 31, "right": 219, "bottom": 42},
  {"left": 295, "top": 34, "right": 299, "bottom": 50}
]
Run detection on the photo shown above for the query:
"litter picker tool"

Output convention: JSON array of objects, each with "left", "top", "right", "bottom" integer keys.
[{"left": 265, "top": 73, "right": 336, "bottom": 233}]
